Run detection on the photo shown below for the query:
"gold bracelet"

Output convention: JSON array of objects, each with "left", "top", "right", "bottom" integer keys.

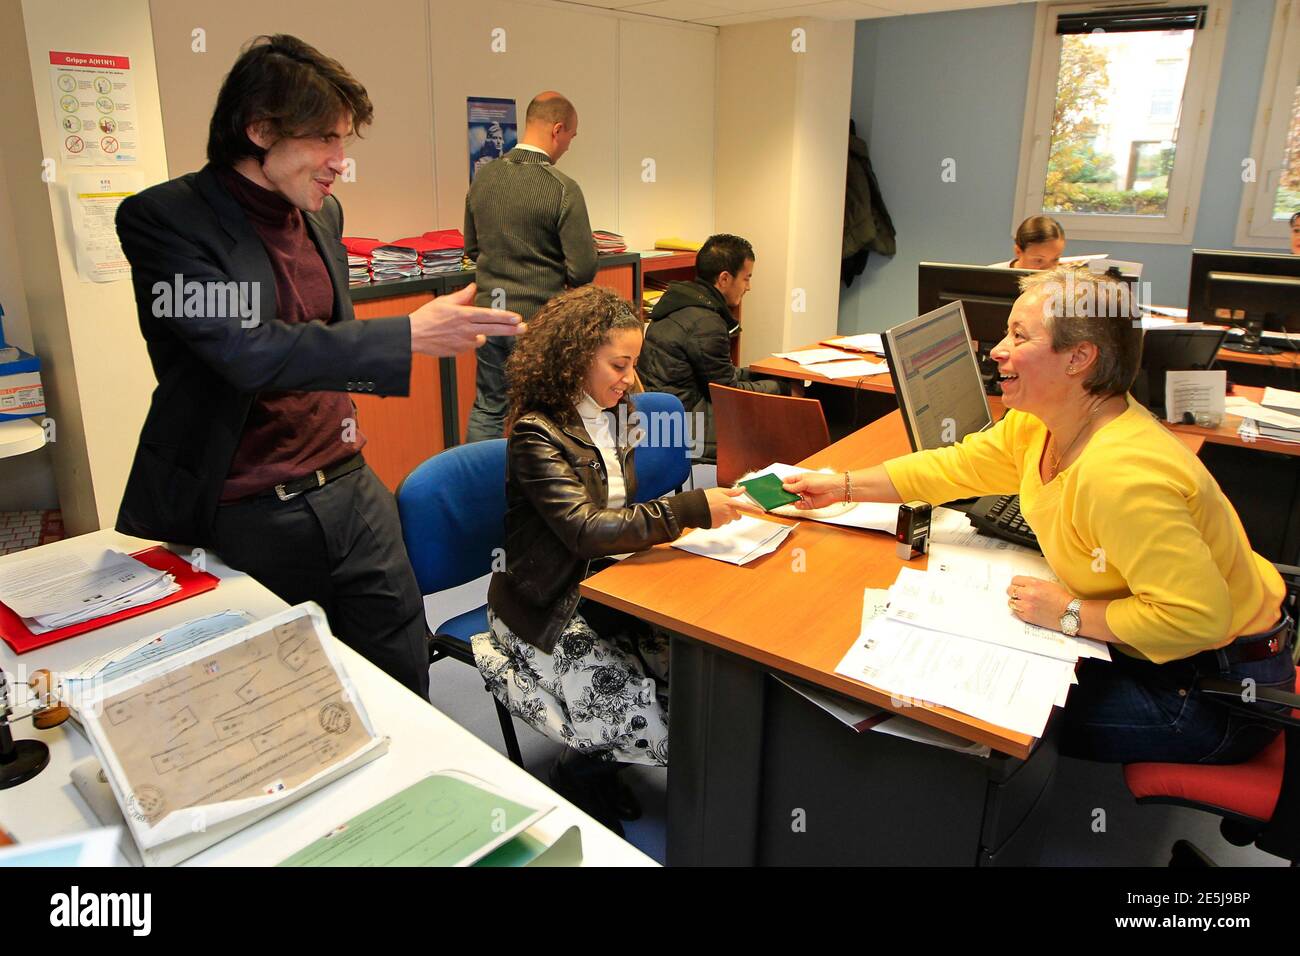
[{"left": 844, "top": 471, "right": 852, "bottom": 503}]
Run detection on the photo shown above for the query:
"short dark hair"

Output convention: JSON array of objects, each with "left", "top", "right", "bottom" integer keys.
[
  {"left": 207, "top": 35, "right": 373, "bottom": 167},
  {"left": 525, "top": 93, "right": 575, "bottom": 129},
  {"left": 1291, "top": 210, "right": 1300, "bottom": 227},
  {"left": 696, "top": 234, "right": 755, "bottom": 286},
  {"left": 1014, "top": 215, "right": 1065, "bottom": 249}
]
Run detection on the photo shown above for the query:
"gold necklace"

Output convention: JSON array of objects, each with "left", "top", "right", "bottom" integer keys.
[{"left": 1048, "top": 400, "right": 1109, "bottom": 479}]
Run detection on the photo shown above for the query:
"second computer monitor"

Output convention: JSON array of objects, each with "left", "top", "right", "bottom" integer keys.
[
  {"left": 917, "top": 262, "right": 1033, "bottom": 349},
  {"left": 1187, "top": 249, "right": 1300, "bottom": 351}
]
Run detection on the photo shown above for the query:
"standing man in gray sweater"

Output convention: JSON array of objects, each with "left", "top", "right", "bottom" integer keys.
[{"left": 463, "top": 91, "right": 598, "bottom": 441}]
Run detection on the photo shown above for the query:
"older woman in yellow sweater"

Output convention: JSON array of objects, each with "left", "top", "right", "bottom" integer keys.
[{"left": 785, "top": 266, "right": 1294, "bottom": 764}]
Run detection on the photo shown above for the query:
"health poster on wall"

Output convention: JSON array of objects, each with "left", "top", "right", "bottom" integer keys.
[
  {"left": 49, "top": 51, "right": 139, "bottom": 166},
  {"left": 68, "top": 171, "right": 142, "bottom": 282},
  {"left": 467, "top": 97, "right": 517, "bottom": 183}
]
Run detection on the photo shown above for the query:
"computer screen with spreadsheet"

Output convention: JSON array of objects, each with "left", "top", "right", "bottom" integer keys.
[{"left": 882, "top": 302, "right": 994, "bottom": 452}]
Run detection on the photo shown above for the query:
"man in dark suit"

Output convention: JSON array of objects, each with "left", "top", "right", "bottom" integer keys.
[{"left": 115, "top": 35, "right": 522, "bottom": 697}]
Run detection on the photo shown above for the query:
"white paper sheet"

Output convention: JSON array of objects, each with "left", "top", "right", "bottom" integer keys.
[
  {"left": 773, "top": 348, "right": 858, "bottom": 366},
  {"left": 835, "top": 617, "right": 1071, "bottom": 739},
  {"left": 1164, "top": 370, "right": 1226, "bottom": 424},
  {"left": 822, "top": 333, "right": 885, "bottom": 354},
  {"left": 670, "top": 515, "right": 794, "bottom": 565},
  {"left": 804, "top": 358, "right": 890, "bottom": 379},
  {"left": 885, "top": 567, "right": 1095, "bottom": 663}
]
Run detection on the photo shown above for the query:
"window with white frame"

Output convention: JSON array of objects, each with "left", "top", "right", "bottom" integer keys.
[
  {"left": 1013, "top": 2, "right": 1229, "bottom": 244},
  {"left": 1236, "top": 0, "right": 1300, "bottom": 247}
]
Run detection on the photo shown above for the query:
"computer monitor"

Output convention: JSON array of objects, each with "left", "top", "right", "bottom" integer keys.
[
  {"left": 881, "top": 301, "right": 993, "bottom": 452},
  {"left": 918, "top": 262, "right": 1142, "bottom": 394},
  {"left": 1131, "top": 327, "right": 1227, "bottom": 420},
  {"left": 1187, "top": 249, "right": 1300, "bottom": 355},
  {"left": 917, "top": 262, "right": 1034, "bottom": 349}
]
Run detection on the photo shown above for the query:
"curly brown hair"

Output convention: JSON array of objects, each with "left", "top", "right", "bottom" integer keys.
[{"left": 505, "top": 285, "right": 644, "bottom": 432}]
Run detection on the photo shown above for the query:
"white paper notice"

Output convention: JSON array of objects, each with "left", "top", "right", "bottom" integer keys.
[
  {"left": 49, "top": 51, "right": 139, "bottom": 166},
  {"left": 1164, "top": 369, "right": 1226, "bottom": 425},
  {"left": 69, "top": 172, "right": 142, "bottom": 282},
  {"left": 670, "top": 515, "right": 794, "bottom": 565}
]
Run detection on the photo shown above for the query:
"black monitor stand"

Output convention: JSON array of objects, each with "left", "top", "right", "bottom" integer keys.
[{"left": 1220, "top": 314, "right": 1281, "bottom": 355}]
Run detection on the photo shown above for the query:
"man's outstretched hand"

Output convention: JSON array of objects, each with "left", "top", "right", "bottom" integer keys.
[{"left": 409, "top": 283, "right": 524, "bottom": 356}]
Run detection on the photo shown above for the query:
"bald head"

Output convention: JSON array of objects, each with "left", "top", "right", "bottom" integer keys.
[{"left": 522, "top": 91, "right": 578, "bottom": 162}]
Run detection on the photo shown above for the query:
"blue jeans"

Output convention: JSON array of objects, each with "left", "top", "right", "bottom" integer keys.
[
  {"left": 464, "top": 334, "right": 514, "bottom": 443},
  {"left": 1060, "top": 616, "right": 1295, "bottom": 765}
]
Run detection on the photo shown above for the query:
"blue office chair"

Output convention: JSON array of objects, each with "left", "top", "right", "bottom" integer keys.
[
  {"left": 629, "top": 391, "right": 693, "bottom": 502},
  {"left": 395, "top": 439, "right": 522, "bottom": 766}
]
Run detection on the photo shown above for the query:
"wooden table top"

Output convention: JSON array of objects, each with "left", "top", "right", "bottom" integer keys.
[
  {"left": 581, "top": 411, "right": 1040, "bottom": 759},
  {"left": 751, "top": 341, "right": 1298, "bottom": 457}
]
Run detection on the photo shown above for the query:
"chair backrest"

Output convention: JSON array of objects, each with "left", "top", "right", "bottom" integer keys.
[
  {"left": 628, "top": 391, "right": 693, "bottom": 502},
  {"left": 396, "top": 439, "right": 507, "bottom": 596},
  {"left": 710, "top": 382, "right": 830, "bottom": 486}
]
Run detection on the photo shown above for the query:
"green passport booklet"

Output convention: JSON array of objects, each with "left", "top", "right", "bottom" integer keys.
[{"left": 738, "top": 473, "right": 801, "bottom": 511}]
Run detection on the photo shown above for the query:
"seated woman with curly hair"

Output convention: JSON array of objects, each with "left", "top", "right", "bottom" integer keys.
[{"left": 473, "top": 284, "right": 745, "bottom": 831}]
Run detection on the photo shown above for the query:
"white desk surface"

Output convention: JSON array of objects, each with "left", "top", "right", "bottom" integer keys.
[
  {"left": 0, "top": 418, "right": 44, "bottom": 459},
  {"left": 0, "top": 530, "right": 654, "bottom": 867}
]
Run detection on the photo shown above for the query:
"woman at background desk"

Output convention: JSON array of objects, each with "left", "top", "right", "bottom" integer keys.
[
  {"left": 991, "top": 215, "right": 1066, "bottom": 270},
  {"left": 475, "top": 285, "right": 744, "bottom": 831},
  {"left": 785, "top": 265, "right": 1294, "bottom": 765}
]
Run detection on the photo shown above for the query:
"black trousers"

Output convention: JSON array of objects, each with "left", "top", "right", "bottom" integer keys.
[{"left": 210, "top": 464, "right": 430, "bottom": 698}]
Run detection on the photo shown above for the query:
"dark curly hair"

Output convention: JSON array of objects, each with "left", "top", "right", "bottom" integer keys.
[{"left": 505, "top": 285, "right": 643, "bottom": 432}]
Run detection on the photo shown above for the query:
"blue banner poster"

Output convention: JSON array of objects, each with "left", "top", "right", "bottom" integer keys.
[{"left": 468, "top": 97, "right": 518, "bottom": 182}]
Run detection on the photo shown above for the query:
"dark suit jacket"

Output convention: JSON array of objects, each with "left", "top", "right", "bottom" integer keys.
[{"left": 114, "top": 164, "right": 412, "bottom": 545}]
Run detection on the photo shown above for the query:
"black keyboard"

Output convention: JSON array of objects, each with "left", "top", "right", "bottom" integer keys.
[{"left": 965, "top": 494, "right": 1041, "bottom": 552}]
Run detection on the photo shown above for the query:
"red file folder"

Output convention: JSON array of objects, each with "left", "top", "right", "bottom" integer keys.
[{"left": 0, "top": 546, "right": 220, "bottom": 654}]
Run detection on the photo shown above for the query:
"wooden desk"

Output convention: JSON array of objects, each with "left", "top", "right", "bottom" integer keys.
[
  {"left": 581, "top": 412, "right": 1059, "bottom": 866},
  {"left": 751, "top": 343, "right": 1300, "bottom": 458}
]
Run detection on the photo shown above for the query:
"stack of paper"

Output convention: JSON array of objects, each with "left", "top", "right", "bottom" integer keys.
[
  {"left": 593, "top": 230, "right": 626, "bottom": 255},
  {"left": 834, "top": 522, "right": 1108, "bottom": 739},
  {"left": 1226, "top": 394, "right": 1300, "bottom": 444},
  {"left": 0, "top": 549, "right": 180, "bottom": 634},
  {"left": 343, "top": 236, "right": 382, "bottom": 284},
  {"left": 347, "top": 253, "right": 370, "bottom": 286},
  {"left": 670, "top": 514, "right": 794, "bottom": 565},
  {"left": 820, "top": 333, "right": 885, "bottom": 355},
  {"left": 418, "top": 229, "right": 466, "bottom": 275}
]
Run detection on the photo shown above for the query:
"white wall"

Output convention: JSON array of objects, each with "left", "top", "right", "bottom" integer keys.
[
  {"left": 717, "top": 18, "right": 853, "bottom": 364},
  {"left": 153, "top": 0, "right": 717, "bottom": 248},
  {"left": 12, "top": 0, "right": 170, "bottom": 532}
]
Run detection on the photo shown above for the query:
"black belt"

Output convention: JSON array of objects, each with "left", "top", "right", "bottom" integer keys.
[
  {"left": 1216, "top": 611, "right": 1294, "bottom": 665},
  {"left": 263, "top": 454, "right": 365, "bottom": 502}
]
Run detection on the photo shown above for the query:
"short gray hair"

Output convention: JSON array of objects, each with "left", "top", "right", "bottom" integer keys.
[{"left": 1018, "top": 265, "right": 1143, "bottom": 397}]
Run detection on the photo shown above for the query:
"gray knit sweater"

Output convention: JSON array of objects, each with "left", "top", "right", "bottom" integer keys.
[{"left": 464, "top": 147, "right": 598, "bottom": 320}]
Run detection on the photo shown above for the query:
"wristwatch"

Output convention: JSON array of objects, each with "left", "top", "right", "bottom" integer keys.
[{"left": 1060, "top": 598, "right": 1082, "bottom": 637}]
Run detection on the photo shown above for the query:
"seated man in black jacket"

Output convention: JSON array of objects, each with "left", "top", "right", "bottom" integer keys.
[{"left": 638, "top": 234, "right": 788, "bottom": 462}]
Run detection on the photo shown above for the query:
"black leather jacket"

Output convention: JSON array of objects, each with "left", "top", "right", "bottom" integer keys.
[{"left": 487, "top": 405, "right": 711, "bottom": 653}]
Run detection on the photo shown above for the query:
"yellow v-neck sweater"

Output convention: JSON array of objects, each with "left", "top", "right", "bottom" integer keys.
[{"left": 884, "top": 396, "right": 1284, "bottom": 664}]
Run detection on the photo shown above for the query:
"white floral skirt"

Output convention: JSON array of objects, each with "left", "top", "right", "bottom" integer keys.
[{"left": 472, "top": 606, "right": 670, "bottom": 766}]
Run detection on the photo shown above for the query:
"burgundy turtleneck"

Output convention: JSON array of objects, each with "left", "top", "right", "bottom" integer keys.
[{"left": 215, "top": 165, "right": 366, "bottom": 502}]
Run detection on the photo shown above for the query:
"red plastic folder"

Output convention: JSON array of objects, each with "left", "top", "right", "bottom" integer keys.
[{"left": 0, "top": 546, "right": 220, "bottom": 655}]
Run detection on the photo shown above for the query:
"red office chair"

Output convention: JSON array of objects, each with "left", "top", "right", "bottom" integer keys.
[{"left": 1123, "top": 563, "right": 1300, "bottom": 866}]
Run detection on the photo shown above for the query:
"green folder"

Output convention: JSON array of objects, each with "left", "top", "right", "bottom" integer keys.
[{"left": 278, "top": 772, "right": 547, "bottom": 867}]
